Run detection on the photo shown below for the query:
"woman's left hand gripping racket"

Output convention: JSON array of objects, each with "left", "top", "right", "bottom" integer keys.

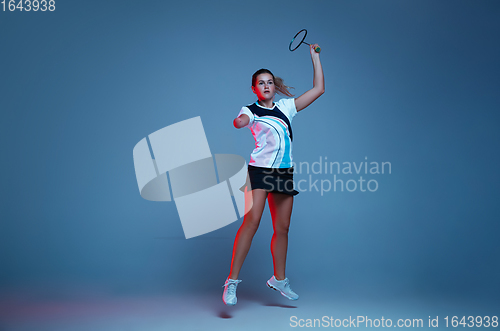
[{"left": 289, "top": 29, "right": 321, "bottom": 53}]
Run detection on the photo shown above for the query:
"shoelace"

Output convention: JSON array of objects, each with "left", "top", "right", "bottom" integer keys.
[
  {"left": 222, "top": 279, "right": 242, "bottom": 295},
  {"left": 282, "top": 279, "right": 296, "bottom": 293},
  {"left": 275, "top": 277, "right": 290, "bottom": 287},
  {"left": 227, "top": 283, "right": 236, "bottom": 295}
]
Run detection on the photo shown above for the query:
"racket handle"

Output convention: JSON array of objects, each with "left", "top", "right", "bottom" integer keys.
[{"left": 314, "top": 46, "right": 321, "bottom": 53}]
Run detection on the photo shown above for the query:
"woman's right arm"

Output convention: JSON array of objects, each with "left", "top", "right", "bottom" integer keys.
[{"left": 233, "top": 114, "right": 250, "bottom": 129}]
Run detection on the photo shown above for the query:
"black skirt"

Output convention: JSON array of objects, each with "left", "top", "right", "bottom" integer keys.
[{"left": 240, "top": 165, "right": 299, "bottom": 196}]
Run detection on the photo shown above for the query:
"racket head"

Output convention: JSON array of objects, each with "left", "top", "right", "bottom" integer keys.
[{"left": 289, "top": 29, "right": 308, "bottom": 51}]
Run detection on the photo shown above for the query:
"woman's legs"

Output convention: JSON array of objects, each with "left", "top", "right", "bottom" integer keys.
[
  {"left": 228, "top": 189, "right": 268, "bottom": 280},
  {"left": 267, "top": 192, "right": 294, "bottom": 281}
]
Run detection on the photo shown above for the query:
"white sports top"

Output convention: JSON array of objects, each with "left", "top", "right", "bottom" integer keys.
[{"left": 238, "top": 98, "right": 297, "bottom": 168}]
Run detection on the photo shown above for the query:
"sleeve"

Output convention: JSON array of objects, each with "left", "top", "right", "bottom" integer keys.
[
  {"left": 237, "top": 106, "right": 254, "bottom": 128},
  {"left": 276, "top": 98, "right": 297, "bottom": 121}
]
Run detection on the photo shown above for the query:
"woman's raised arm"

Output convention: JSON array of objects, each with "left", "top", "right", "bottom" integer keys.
[{"left": 294, "top": 43, "right": 325, "bottom": 112}]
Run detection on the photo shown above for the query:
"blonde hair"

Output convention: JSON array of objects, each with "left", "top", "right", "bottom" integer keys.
[{"left": 252, "top": 68, "right": 295, "bottom": 97}]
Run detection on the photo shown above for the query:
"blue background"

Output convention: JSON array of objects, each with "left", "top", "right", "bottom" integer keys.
[{"left": 1, "top": 0, "right": 499, "bottom": 329}]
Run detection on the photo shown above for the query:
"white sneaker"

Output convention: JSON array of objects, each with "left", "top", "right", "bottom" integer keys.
[
  {"left": 266, "top": 275, "right": 299, "bottom": 300},
  {"left": 222, "top": 277, "right": 242, "bottom": 305}
]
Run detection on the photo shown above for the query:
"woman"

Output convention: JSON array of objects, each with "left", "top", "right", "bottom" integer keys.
[{"left": 222, "top": 43, "right": 324, "bottom": 306}]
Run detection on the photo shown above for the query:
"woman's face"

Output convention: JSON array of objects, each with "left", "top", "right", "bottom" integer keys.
[{"left": 252, "top": 73, "right": 275, "bottom": 101}]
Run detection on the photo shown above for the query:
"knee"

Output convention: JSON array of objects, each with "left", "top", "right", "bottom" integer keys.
[
  {"left": 243, "top": 215, "right": 261, "bottom": 232},
  {"left": 274, "top": 223, "right": 290, "bottom": 235}
]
